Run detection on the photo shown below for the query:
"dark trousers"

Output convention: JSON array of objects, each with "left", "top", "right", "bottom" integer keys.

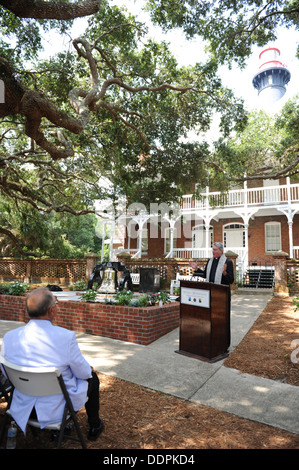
[{"left": 86, "top": 372, "right": 100, "bottom": 427}]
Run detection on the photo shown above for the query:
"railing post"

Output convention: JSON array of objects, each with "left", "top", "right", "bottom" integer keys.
[
  {"left": 224, "top": 250, "right": 238, "bottom": 291},
  {"left": 24, "top": 260, "right": 32, "bottom": 284},
  {"left": 85, "top": 253, "right": 99, "bottom": 282},
  {"left": 272, "top": 251, "right": 289, "bottom": 296}
]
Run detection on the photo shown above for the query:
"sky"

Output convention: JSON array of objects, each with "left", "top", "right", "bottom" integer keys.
[{"left": 107, "top": 0, "right": 299, "bottom": 114}]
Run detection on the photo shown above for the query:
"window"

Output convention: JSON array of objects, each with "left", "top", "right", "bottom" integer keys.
[{"left": 265, "top": 222, "right": 281, "bottom": 252}]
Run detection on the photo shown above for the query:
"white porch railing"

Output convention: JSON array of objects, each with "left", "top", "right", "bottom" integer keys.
[
  {"left": 181, "top": 182, "right": 299, "bottom": 212},
  {"left": 293, "top": 246, "right": 299, "bottom": 259},
  {"left": 172, "top": 248, "right": 211, "bottom": 259},
  {"left": 172, "top": 247, "right": 247, "bottom": 261}
]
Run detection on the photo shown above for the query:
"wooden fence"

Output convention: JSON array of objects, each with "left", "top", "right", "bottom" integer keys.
[
  {"left": 0, "top": 253, "right": 297, "bottom": 294},
  {"left": 0, "top": 254, "right": 98, "bottom": 285}
]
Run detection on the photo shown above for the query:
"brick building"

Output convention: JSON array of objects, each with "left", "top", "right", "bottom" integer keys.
[{"left": 101, "top": 177, "right": 299, "bottom": 281}]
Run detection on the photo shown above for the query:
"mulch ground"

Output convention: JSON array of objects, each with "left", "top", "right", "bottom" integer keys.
[{"left": 1, "top": 295, "right": 299, "bottom": 450}]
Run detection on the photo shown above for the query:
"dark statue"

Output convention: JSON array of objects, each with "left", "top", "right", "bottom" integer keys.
[{"left": 87, "top": 261, "right": 133, "bottom": 292}]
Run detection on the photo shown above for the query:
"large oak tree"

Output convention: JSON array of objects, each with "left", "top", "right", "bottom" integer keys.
[{"left": 0, "top": 0, "right": 298, "bottom": 255}]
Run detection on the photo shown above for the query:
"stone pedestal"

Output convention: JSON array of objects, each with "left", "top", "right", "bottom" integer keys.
[{"left": 273, "top": 251, "right": 289, "bottom": 295}]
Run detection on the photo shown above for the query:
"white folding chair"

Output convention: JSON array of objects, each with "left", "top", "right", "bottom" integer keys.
[{"left": 0, "top": 356, "right": 87, "bottom": 449}]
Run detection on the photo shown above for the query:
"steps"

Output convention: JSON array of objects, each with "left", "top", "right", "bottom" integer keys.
[{"left": 243, "top": 267, "right": 275, "bottom": 289}]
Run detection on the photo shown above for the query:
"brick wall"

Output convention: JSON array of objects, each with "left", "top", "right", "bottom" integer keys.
[
  {"left": 0, "top": 295, "right": 180, "bottom": 346},
  {"left": 248, "top": 215, "right": 289, "bottom": 264}
]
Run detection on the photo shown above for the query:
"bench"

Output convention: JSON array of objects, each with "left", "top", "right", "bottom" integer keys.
[{"left": 130, "top": 273, "right": 140, "bottom": 285}]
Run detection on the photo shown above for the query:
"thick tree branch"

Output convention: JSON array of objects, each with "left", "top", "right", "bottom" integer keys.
[
  {"left": 0, "top": 0, "right": 102, "bottom": 20},
  {"left": 0, "top": 227, "right": 41, "bottom": 257}
]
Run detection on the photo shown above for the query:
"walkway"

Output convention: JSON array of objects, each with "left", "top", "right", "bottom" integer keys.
[{"left": 1, "top": 292, "right": 298, "bottom": 435}]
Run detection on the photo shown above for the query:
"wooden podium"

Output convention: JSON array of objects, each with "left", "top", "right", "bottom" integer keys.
[{"left": 176, "top": 280, "right": 230, "bottom": 363}]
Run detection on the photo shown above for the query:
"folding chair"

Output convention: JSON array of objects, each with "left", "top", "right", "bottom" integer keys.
[
  {"left": 0, "top": 373, "right": 13, "bottom": 446},
  {"left": 0, "top": 356, "right": 87, "bottom": 449}
]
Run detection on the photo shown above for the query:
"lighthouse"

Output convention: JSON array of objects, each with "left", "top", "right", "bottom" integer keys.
[{"left": 252, "top": 47, "right": 291, "bottom": 107}]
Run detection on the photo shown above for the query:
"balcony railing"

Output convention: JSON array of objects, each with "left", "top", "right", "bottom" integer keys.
[
  {"left": 181, "top": 182, "right": 299, "bottom": 212},
  {"left": 171, "top": 247, "right": 247, "bottom": 261}
]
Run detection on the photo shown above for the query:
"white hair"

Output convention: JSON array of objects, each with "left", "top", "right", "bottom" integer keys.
[{"left": 213, "top": 242, "right": 224, "bottom": 252}]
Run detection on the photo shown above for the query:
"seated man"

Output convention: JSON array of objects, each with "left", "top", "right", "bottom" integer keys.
[{"left": 1, "top": 287, "right": 103, "bottom": 441}]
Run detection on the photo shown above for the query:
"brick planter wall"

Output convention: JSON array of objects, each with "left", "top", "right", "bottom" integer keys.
[{"left": 0, "top": 295, "right": 180, "bottom": 346}]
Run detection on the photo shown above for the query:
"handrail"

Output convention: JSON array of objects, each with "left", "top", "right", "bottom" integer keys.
[{"left": 181, "top": 183, "right": 299, "bottom": 211}]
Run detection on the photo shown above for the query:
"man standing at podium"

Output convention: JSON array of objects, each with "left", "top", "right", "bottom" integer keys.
[
  {"left": 189, "top": 242, "right": 234, "bottom": 349},
  {"left": 189, "top": 242, "right": 234, "bottom": 286}
]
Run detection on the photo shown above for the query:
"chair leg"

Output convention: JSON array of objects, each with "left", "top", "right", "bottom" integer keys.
[
  {"left": 56, "top": 405, "right": 68, "bottom": 449},
  {"left": 57, "top": 376, "right": 87, "bottom": 449},
  {"left": 0, "top": 388, "right": 13, "bottom": 448},
  {"left": 0, "top": 413, "right": 9, "bottom": 447},
  {"left": 71, "top": 413, "right": 87, "bottom": 449}
]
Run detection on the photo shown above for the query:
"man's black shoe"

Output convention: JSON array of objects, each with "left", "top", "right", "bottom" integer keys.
[{"left": 87, "top": 418, "right": 104, "bottom": 441}]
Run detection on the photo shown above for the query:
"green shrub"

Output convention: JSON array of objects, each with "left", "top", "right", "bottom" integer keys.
[
  {"left": 80, "top": 290, "right": 97, "bottom": 302},
  {"left": 173, "top": 287, "right": 180, "bottom": 296},
  {"left": 114, "top": 290, "right": 134, "bottom": 305},
  {"left": 156, "top": 291, "right": 171, "bottom": 304},
  {"left": 0, "top": 283, "right": 12, "bottom": 294},
  {"left": 131, "top": 294, "right": 149, "bottom": 307},
  {"left": 73, "top": 280, "right": 87, "bottom": 291},
  {"left": 0, "top": 282, "right": 30, "bottom": 296},
  {"left": 137, "top": 294, "right": 149, "bottom": 307}
]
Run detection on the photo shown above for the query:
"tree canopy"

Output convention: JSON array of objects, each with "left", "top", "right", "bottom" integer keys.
[
  {"left": 146, "top": 0, "right": 299, "bottom": 66},
  {"left": 0, "top": 0, "right": 298, "bottom": 256},
  {"left": 211, "top": 97, "right": 299, "bottom": 188}
]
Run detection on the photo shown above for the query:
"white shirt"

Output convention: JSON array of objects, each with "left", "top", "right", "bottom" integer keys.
[{"left": 1, "top": 319, "right": 91, "bottom": 433}]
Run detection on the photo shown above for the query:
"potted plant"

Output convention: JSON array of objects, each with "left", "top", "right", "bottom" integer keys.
[{"left": 156, "top": 291, "right": 171, "bottom": 306}]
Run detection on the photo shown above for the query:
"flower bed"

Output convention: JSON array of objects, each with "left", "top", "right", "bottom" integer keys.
[{"left": 0, "top": 294, "right": 180, "bottom": 345}]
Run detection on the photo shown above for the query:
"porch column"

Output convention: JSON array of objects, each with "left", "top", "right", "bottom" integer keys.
[
  {"left": 287, "top": 177, "right": 294, "bottom": 258},
  {"left": 169, "top": 226, "right": 174, "bottom": 258},
  {"left": 243, "top": 178, "right": 249, "bottom": 270},
  {"left": 287, "top": 221, "right": 294, "bottom": 259},
  {"left": 164, "top": 215, "right": 176, "bottom": 258},
  {"left": 137, "top": 218, "right": 147, "bottom": 258},
  {"left": 204, "top": 186, "right": 211, "bottom": 258},
  {"left": 130, "top": 213, "right": 150, "bottom": 258},
  {"left": 109, "top": 222, "right": 115, "bottom": 260},
  {"left": 101, "top": 222, "right": 106, "bottom": 262},
  {"left": 244, "top": 222, "right": 249, "bottom": 270}
]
